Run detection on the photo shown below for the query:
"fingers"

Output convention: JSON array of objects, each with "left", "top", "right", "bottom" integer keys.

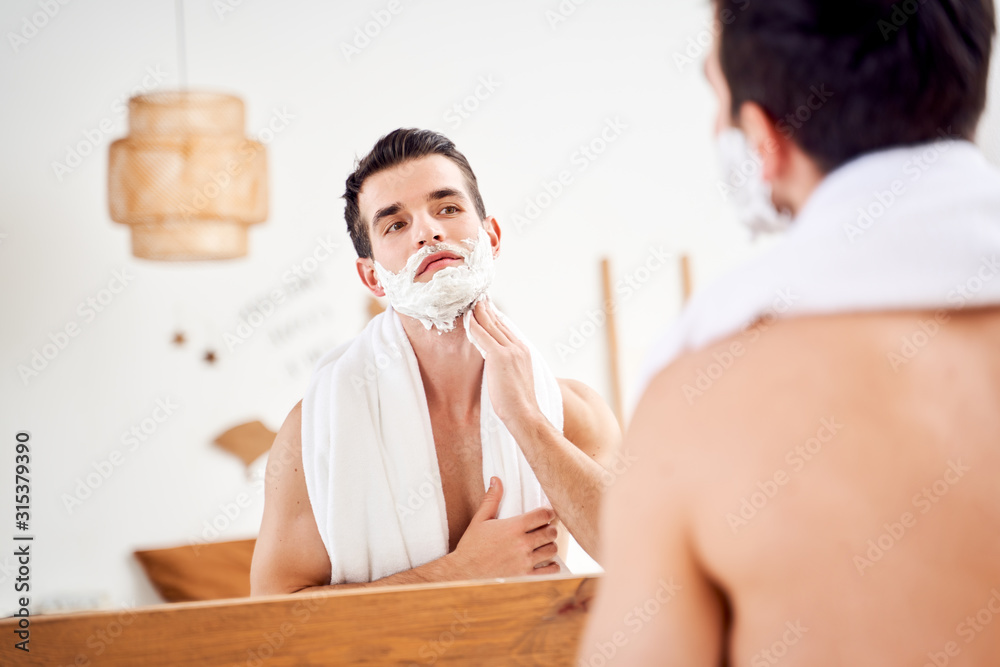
[
  {"left": 519, "top": 506, "right": 556, "bottom": 532},
  {"left": 492, "top": 310, "right": 525, "bottom": 348},
  {"left": 472, "top": 476, "right": 503, "bottom": 522},
  {"left": 472, "top": 300, "right": 512, "bottom": 346},
  {"left": 532, "top": 541, "right": 559, "bottom": 565},
  {"left": 531, "top": 561, "right": 561, "bottom": 576},
  {"left": 466, "top": 305, "right": 504, "bottom": 355},
  {"left": 528, "top": 523, "right": 559, "bottom": 550}
]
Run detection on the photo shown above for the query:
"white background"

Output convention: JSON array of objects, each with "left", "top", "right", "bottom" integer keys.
[{"left": 1, "top": 0, "right": 998, "bottom": 614}]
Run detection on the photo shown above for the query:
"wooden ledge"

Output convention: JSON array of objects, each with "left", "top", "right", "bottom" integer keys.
[{"left": 1, "top": 573, "right": 599, "bottom": 666}]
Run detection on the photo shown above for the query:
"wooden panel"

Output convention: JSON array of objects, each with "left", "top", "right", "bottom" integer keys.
[
  {"left": 134, "top": 538, "right": 256, "bottom": 602},
  {"left": 1, "top": 574, "right": 597, "bottom": 666}
]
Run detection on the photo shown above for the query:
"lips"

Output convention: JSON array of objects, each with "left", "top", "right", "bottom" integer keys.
[{"left": 417, "top": 251, "right": 463, "bottom": 277}]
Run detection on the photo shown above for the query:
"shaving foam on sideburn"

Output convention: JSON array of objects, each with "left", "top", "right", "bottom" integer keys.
[{"left": 373, "top": 226, "right": 495, "bottom": 334}]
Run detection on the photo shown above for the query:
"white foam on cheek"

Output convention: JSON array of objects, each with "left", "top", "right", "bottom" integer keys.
[{"left": 373, "top": 227, "right": 495, "bottom": 334}]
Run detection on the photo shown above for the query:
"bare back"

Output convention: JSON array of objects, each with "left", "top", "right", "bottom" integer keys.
[
  {"left": 590, "top": 307, "right": 1000, "bottom": 666},
  {"left": 693, "top": 308, "right": 1000, "bottom": 665}
]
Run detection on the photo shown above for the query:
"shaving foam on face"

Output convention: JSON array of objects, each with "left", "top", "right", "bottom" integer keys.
[{"left": 373, "top": 226, "right": 495, "bottom": 334}]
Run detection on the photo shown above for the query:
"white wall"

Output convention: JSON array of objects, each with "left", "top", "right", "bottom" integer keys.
[{"left": 1, "top": 0, "right": 998, "bottom": 614}]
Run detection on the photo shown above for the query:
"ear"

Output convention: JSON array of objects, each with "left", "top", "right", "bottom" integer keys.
[
  {"left": 356, "top": 257, "right": 386, "bottom": 298},
  {"left": 737, "top": 101, "right": 789, "bottom": 183},
  {"left": 485, "top": 216, "right": 501, "bottom": 259}
]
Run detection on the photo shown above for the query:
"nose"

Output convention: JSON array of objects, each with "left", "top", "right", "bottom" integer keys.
[{"left": 412, "top": 212, "right": 444, "bottom": 247}]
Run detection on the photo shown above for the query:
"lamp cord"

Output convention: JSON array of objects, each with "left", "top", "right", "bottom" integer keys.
[{"left": 176, "top": 0, "right": 187, "bottom": 89}]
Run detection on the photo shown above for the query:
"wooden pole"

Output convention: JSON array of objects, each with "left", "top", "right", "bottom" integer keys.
[
  {"left": 601, "top": 258, "right": 625, "bottom": 429},
  {"left": 680, "top": 254, "right": 693, "bottom": 304}
]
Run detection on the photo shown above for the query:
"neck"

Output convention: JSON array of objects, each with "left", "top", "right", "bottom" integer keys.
[
  {"left": 397, "top": 309, "right": 484, "bottom": 422},
  {"left": 779, "top": 150, "right": 827, "bottom": 217}
]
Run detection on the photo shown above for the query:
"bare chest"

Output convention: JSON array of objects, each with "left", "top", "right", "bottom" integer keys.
[{"left": 429, "top": 414, "right": 483, "bottom": 552}]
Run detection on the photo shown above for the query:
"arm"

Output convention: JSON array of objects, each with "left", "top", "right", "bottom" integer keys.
[
  {"left": 249, "top": 399, "right": 341, "bottom": 595},
  {"left": 467, "top": 301, "right": 622, "bottom": 560},
  {"left": 250, "top": 400, "right": 463, "bottom": 595},
  {"left": 505, "top": 378, "right": 621, "bottom": 560},
  {"left": 578, "top": 367, "right": 726, "bottom": 666},
  {"left": 250, "top": 401, "right": 561, "bottom": 595}
]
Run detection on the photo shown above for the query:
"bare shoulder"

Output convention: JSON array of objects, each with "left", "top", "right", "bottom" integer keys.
[
  {"left": 630, "top": 311, "right": 944, "bottom": 492},
  {"left": 555, "top": 378, "right": 622, "bottom": 464},
  {"left": 630, "top": 316, "right": 869, "bottom": 473},
  {"left": 274, "top": 399, "right": 303, "bottom": 457}
]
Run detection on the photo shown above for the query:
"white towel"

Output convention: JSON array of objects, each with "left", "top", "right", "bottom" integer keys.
[
  {"left": 637, "top": 139, "right": 1000, "bottom": 396},
  {"left": 300, "top": 304, "right": 564, "bottom": 585}
]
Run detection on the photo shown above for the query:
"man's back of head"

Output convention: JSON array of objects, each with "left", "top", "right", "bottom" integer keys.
[{"left": 717, "top": 0, "right": 996, "bottom": 172}]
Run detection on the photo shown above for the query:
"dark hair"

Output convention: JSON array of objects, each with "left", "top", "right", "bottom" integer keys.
[
  {"left": 716, "top": 0, "right": 996, "bottom": 172},
  {"left": 342, "top": 128, "right": 487, "bottom": 258}
]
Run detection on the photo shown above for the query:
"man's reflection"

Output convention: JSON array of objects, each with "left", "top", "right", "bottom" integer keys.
[{"left": 250, "top": 128, "right": 621, "bottom": 594}]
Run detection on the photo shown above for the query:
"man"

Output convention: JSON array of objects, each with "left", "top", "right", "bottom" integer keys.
[
  {"left": 583, "top": 1, "right": 1000, "bottom": 665},
  {"left": 251, "top": 129, "right": 620, "bottom": 594}
]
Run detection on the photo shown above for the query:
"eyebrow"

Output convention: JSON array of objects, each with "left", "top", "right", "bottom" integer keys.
[
  {"left": 427, "top": 188, "right": 468, "bottom": 203},
  {"left": 369, "top": 189, "right": 469, "bottom": 231},
  {"left": 371, "top": 203, "right": 402, "bottom": 230}
]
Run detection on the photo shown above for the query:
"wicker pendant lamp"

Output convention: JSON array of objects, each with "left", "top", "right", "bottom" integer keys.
[{"left": 107, "top": 1, "right": 267, "bottom": 261}]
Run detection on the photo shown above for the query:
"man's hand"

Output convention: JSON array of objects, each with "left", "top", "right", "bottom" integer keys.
[
  {"left": 467, "top": 298, "right": 542, "bottom": 425},
  {"left": 448, "top": 476, "right": 561, "bottom": 579},
  {"left": 465, "top": 298, "right": 622, "bottom": 560}
]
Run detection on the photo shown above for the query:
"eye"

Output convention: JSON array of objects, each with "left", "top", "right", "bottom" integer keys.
[
  {"left": 439, "top": 205, "right": 460, "bottom": 215},
  {"left": 387, "top": 221, "right": 405, "bottom": 233}
]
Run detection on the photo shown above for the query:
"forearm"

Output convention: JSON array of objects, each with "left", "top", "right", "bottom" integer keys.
[
  {"left": 506, "top": 413, "right": 605, "bottom": 559},
  {"left": 293, "top": 553, "right": 460, "bottom": 593}
]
